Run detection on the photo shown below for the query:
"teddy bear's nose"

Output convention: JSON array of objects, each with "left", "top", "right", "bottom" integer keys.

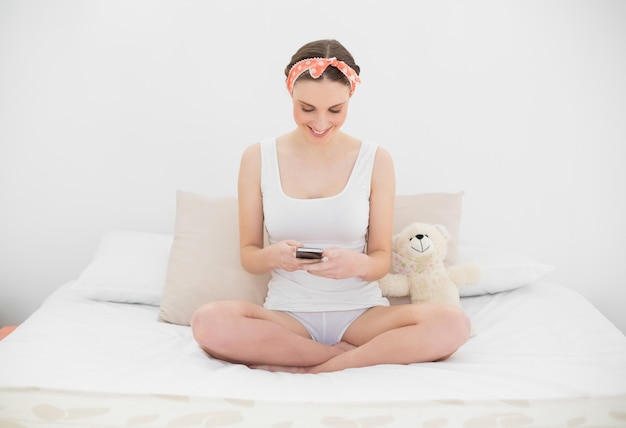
[{"left": 415, "top": 234, "right": 424, "bottom": 240}]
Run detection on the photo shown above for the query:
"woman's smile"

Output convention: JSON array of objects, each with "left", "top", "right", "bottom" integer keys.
[{"left": 308, "top": 126, "right": 332, "bottom": 137}]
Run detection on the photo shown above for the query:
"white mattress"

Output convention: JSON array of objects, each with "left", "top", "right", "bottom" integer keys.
[{"left": 1, "top": 280, "right": 625, "bottom": 403}]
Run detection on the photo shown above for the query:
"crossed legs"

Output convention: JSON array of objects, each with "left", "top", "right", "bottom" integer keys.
[{"left": 190, "top": 301, "right": 470, "bottom": 373}]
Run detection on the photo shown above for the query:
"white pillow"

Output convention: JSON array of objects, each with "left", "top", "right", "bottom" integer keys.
[
  {"left": 457, "top": 244, "right": 555, "bottom": 297},
  {"left": 72, "top": 230, "right": 173, "bottom": 306}
]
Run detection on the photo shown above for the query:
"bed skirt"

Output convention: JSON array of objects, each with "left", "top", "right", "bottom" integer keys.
[{"left": 1, "top": 387, "right": 625, "bottom": 427}]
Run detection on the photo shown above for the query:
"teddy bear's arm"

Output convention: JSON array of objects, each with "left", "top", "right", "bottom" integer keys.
[
  {"left": 447, "top": 263, "right": 483, "bottom": 288},
  {"left": 378, "top": 273, "right": 411, "bottom": 297}
]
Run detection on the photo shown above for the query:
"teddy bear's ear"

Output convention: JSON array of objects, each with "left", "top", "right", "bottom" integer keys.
[{"left": 434, "top": 224, "right": 451, "bottom": 242}]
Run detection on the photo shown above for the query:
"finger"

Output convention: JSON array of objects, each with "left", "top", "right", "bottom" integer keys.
[{"left": 299, "top": 259, "right": 323, "bottom": 266}]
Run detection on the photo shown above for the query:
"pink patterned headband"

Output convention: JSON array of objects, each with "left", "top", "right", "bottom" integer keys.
[{"left": 286, "top": 57, "right": 361, "bottom": 96}]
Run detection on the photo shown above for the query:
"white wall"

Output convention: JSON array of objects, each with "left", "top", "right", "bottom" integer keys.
[{"left": 1, "top": 1, "right": 625, "bottom": 333}]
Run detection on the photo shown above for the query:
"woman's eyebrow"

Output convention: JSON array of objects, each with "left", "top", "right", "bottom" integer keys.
[{"left": 298, "top": 100, "right": 346, "bottom": 109}]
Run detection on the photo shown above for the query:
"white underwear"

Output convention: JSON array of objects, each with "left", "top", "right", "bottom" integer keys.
[{"left": 286, "top": 308, "right": 368, "bottom": 346}]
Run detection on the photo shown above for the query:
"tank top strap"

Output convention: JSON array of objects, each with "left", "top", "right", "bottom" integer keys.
[
  {"left": 351, "top": 140, "right": 378, "bottom": 196},
  {"left": 259, "top": 138, "right": 278, "bottom": 195}
]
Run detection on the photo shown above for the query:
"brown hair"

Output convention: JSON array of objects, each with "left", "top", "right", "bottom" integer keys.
[{"left": 284, "top": 39, "right": 360, "bottom": 90}]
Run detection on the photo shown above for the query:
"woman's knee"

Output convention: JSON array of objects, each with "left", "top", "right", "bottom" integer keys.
[
  {"left": 432, "top": 304, "right": 471, "bottom": 357},
  {"left": 441, "top": 304, "right": 470, "bottom": 331},
  {"left": 405, "top": 303, "right": 470, "bottom": 359},
  {"left": 190, "top": 301, "right": 249, "bottom": 351}
]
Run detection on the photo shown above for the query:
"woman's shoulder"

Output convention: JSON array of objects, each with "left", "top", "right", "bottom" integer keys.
[
  {"left": 372, "top": 143, "right": 391, "bottom": 160},
  {"left": 242, "top": 141, "right": 260, "bottom": 156},
  {"left": 373, "top": 145, "right": 393, "bottom": 169},
  {"left": 360, "top": 141, "right": 394, "bottom": 183},
  {"left": 243, "top": 136, "right": 276, "bottom": 154},
  {"left": 240, "top": 142, "right": 263, "bottom": 173},
  {"left": 357, "top": 140, "right": 392, "bottom": 164}
]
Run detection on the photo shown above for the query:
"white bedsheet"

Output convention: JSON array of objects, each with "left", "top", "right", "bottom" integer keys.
[{"left": 1, "top": 281, "right": 625, "bottom": 403}]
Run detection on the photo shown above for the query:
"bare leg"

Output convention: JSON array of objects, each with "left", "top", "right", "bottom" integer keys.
[
  {"left": 190, "top": 301, "right": 351, "bottom": 367},
  {"left": 316, "top": 304, "right": 470, "bottom": 373},
  {"left": 256, "top": 304, "right": 470, "bottom": 373}
]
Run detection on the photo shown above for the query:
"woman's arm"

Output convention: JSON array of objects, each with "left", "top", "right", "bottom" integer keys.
[
  {"left": 360, "top": 146, "right": 396, "bottom": 280},
  {"left": 238, "top": 143, "right": 271, "bottom": 274},
  {"left": 238, "top": 143, "right": 305, "bottom": 275}
]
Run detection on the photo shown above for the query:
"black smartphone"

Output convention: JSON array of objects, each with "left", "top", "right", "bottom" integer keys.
[{"left": 295, "top": 247, "right": 323, "bottom": 259}]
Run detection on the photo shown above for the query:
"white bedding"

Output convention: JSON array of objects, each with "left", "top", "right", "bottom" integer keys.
[{"left": 1, "top": 280, "right": 625, "bottom": 403}]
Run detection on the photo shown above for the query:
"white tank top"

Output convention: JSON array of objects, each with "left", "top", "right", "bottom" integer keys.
[{"left": 260, "top": 138, "right": 389, "bottom": 312}]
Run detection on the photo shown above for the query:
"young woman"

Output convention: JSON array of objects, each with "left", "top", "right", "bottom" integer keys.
[{"left": 191, "top": 39, "right": 470, "bottom": 373}]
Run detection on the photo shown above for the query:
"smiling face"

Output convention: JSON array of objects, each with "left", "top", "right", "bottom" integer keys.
[{"left": 291, "top": 79, "right": 351, "bottom": 144}]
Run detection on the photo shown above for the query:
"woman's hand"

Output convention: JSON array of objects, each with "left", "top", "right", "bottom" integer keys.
[
  {"left": 270, "top": 242, "right": 368, "bottom": 278},
  {"left": 304, "top": 247, "right": 367, "bottom": 279},
  {"left": 270, "top": 240, "right": 319, "bottom": 272}
]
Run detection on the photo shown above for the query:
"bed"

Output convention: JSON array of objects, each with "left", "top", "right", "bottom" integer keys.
[{"left": 2, "top": 191, "right": 626, "bottom": 427}]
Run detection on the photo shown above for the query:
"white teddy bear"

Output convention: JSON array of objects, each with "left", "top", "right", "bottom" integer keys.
[{"left": 378, "top": 223, "right": 482, "bottom": 330}]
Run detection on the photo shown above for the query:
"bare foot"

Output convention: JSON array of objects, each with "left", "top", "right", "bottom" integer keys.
[
  {"left": 249, "top": 364, "right": 310, "bottom": 373},
  {"left": 249, "top": 341, "right": 358, "bottom": 373},
  {"left": 333, "top": 341, "right": 357, "bottom": 352}
]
